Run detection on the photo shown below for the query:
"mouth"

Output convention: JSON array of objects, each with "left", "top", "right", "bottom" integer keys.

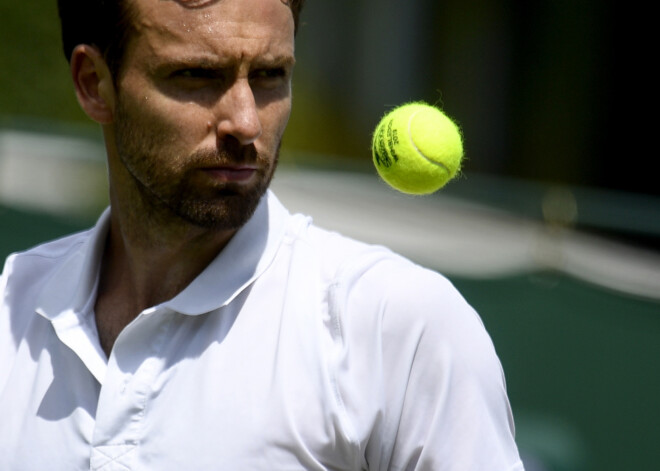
[{"left": 201, "top": 165, "right": 258, "bottom": 183}]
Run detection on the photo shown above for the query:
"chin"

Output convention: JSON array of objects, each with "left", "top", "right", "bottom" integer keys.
[{"left": 172, "top": 182, "right": 268, "bottom": 231}]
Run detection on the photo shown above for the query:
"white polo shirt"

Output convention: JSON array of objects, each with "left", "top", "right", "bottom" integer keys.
[{"left": 0, "top": 191, "right": 524, "bottom": 470}]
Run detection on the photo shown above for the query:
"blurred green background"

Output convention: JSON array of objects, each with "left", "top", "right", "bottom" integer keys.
[{"left": 2, "top": 1, "right": 659, "bottom": 470}]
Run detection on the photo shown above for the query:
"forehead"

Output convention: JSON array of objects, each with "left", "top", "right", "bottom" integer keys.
[{"left": 125, "top": 0, "right": 295, "bottom": 64}]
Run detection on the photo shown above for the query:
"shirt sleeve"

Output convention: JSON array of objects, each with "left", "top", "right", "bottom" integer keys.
[{"left": 335, "top": 253, "right": 525, "bottom": 471}]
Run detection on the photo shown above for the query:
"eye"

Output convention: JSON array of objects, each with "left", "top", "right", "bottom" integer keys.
[
  {"left": 172, "top": 68, "right": 219, "bottom": 80},
  {"left": 249, "top": 68, "right": 288, "bottom": 86},
  {"left": 254, "top": 68, "right": 285, "bottom": 79}
]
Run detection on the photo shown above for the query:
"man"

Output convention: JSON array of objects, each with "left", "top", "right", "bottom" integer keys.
[{"left": 0, "top": 0, "right": 525, "bottom": 469}]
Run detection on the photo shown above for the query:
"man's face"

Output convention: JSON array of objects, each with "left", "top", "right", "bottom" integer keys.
[{"left": 110, "top": 0, "right": 295, "bottom": 230}]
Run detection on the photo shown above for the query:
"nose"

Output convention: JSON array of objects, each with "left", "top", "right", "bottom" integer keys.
[{"left": 215, "top": 79, "right": 262, "bottom": 145}]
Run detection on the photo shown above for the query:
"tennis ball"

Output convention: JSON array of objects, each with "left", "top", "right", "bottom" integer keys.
[{"left": 372, "top": 102, "right": 463, "bottom": 195}]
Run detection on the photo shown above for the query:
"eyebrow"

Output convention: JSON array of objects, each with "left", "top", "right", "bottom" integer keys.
[
  {"left": 253, "top": 54, "right": 297, "bottom": 68},
  {"left": 150, "top": 53, "right": 296, "bottom": 73}
]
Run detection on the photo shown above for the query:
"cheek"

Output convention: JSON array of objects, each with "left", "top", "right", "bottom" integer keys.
[
  {"left": 138, "top": 97, "right": 212, "bottom": 150},
  {"left": 260, "top": 96, "right": 292, "bottom": 142}
]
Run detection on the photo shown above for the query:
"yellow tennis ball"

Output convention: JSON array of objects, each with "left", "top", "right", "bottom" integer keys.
[{"left": 372, "top": 102, "right": 464, "bottom": 195}]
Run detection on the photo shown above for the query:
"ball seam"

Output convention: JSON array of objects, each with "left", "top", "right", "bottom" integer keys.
[{"left": 407, "top": 110, "right": 450, "bottom": 172}]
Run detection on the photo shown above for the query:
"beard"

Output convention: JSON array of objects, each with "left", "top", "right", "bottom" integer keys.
[{"left": 113, "top": 97, "right": 279, "bottom": 232}]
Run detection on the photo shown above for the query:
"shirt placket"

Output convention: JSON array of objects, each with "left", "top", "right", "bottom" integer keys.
[{"left": 90, "top": 307, "right": 172, "bottom": 470}]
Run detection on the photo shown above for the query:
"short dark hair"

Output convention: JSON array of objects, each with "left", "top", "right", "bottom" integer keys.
[{"left": 56, "top": 0, "right": 306, "bottom": 78}]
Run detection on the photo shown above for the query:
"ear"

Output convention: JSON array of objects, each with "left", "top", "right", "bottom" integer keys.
[{"left": 70, "top": 45, "right": 116, "bottom": 124}]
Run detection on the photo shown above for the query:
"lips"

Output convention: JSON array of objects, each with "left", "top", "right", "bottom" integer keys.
[{"left": 202, "top": 166, "right": 257, "bottom": 183}]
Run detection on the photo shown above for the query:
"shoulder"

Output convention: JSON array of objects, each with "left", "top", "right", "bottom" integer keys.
[
  {"left": 336, "top": 237, "right": 494, "bottom": 375},
  {"left": 298, "top": 225, "right": 521, "bottom": 468},
  {"left": 290, "top": 219, "right": 496, "bottom": 378},
  {"left": 293, "top": 221, "right": 409, "bottom": 288},
  {"left": 2, "top": 229, "right": 90, "bottom": 279},
  {"left": 1, "top": 229, "right": 92, "bottom": 323},
  {"left": 302, "top": 222, "right": 476, "bottom": 332},
  {"left": 288, "top": 219, "right": 475, "bottom": 327}
]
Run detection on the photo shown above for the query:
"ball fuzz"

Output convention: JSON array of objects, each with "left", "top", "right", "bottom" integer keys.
[{"left": 372, "top": 102, "right": 464, "bottom": 195}]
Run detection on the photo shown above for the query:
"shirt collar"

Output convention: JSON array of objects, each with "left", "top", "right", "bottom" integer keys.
[
  {"left": 36, "top": 207, "right": 110, "bottom": 321},
  {"left": 163, "top": 190, "right": 290, "bottom": 315},
  {"left": 36, "top": 191, "right": 290, "bottom": 320}
]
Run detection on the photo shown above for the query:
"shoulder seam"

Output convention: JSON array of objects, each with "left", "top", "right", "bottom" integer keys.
[{"left": 10, "top": 234, "right": 89, "bottom": 261}]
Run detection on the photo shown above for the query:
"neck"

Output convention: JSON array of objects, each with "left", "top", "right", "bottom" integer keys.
[
  {"left": 101, "top": 188, "right": 236, "bottom": 314},
  {"left": 92, "top": 178, "right": 238, "bottom": 358}
]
